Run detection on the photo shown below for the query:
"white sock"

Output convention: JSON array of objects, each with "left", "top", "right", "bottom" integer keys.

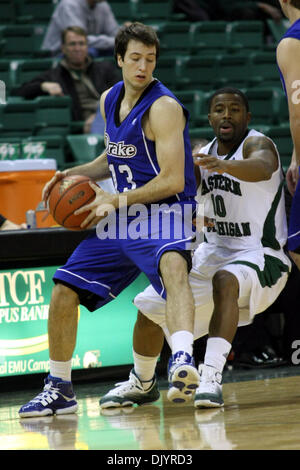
[
  {"left": 49, "top": 359, "right": 72, "bottom": 382},
  {"left": 204, "top": 337, "right": 232, "bottom": 373},
  {"left": 171, "top": 330, "right": 194, "bottom": 357},
  {"left": 133, "top": 350, "right": 159, "bottom": 389}
]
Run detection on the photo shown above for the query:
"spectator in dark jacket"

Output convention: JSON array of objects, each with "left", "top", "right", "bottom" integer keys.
[{"left": 15, "top": 26, "right": 121, "bottom": 133}]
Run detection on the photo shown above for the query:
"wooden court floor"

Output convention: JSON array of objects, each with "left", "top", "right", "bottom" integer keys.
[{"left": 1, "top": 367, "right": 300, "bottom": 451}]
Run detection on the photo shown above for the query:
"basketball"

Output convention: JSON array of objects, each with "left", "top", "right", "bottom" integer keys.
[{"left": 48, "top": 175, "right": 96, "bottom": 230}]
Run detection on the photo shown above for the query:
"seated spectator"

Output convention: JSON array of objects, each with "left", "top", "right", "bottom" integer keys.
[
  {"left": 42, "top": 0, "right": 120, "bottom": 58},
  {"left": 0, "top": 214, "right": 26, "bottom": 230},
  {"left": 173, "top": 0, "right": 221, "bottom": 21},
  {"left": 216, "top": 0, "right": 283, "bottom": 23},
  {"left": 14, "top": 26, "right": 121, "bottom": 134}
]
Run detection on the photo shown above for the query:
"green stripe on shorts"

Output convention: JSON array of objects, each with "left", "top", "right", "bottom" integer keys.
[{"left": 229, "top": 255, "right": 289, "bottom": 288}]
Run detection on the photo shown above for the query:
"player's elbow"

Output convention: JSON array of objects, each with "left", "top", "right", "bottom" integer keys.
[{"left": 170, "top": 176, "right": 185, "bottom": 194}]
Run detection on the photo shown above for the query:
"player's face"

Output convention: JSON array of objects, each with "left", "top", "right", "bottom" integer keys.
[
  {"left": 118, "top": 39, "right": 156, "bottom": 90},
  {"left": 208, "top": 94, "right": 251, "bottom": 144},
  {"left": 62, "top": 31, "right": 88, "bottom": 67}
]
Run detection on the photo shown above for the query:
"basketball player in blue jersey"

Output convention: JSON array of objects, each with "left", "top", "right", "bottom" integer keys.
[
  {"left": 18, "top": 23, "right": 200, "bottom": 418},
  {"left": 277, "top": 0, "right": 300, "bottom": 269}
]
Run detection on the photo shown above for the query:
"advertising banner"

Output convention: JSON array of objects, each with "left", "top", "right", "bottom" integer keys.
[{"left": 0, "top": 266, "right": 149, "bottom": 377}]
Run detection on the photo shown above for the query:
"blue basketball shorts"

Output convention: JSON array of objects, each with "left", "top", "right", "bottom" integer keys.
[
  {"left": 288, "top": 168, "right": 300, "bottom": 253},
  {"left": 53, "top": 201, "right": 196, "bottom": 311}
]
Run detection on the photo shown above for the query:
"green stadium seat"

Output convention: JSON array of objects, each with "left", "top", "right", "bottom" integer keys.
[
  {"left": 227, "top": 21, "right": 264, "bottom": 53},
  {"left": 134, "top": 0, "right": 184, "bottom": 23},
  {"left": 189, "top": 127, "right": 215, "bottom": 143},
  {"left": 34, "top": 96, "right": 72, "bottom": 136},
  {"left": 244, "top": 87, "right": 282, "bottom": 126},
  {"left": 0, "top": 60, "right": 14, "bottom": 94},
  {"left": 0, "top": 98, "right": 38, "bottom": 137},
  {"left": 109, "top": 0, "right": 137, "bottom": 23},
  {"left": 158, "top": 22, "right": 192, "bottom": 56},
  {"left": 267, "top": 19, "right": 289, "bottom": 43},
  {"left": 175, "top": 90, "right": 206, "bottom": 128},
  {"left": 189, "top": 21, "right": 229, "bottom": 55},
  {"left": 175, "top": 55, "right": 219, "bottom": 92},
  {"left": 0, "top": 25, "right": 46, "bottom": 58},
  {"left": 13, "top": 58, "right": 56, "bottom": 88},
  {"left": 154, "top": 55, "right": 181, "bottom": 90},
  {"left": 248, "top": 51, "right": 282, "bottom": 88},
  {"left": 0, "top": 0, "right": 17, "bottom": 24},
  {"left": 66, "top": 134, "right": 105, "bottom": 164},
  {"left": 214, "top": 54, "right": 251, "bottom": 89},
  {"left": 265, "top": 124, "right": 293, "bottom": 167},
  {"left": 16, "top": 0, "right": 57, "bottom": 24}
]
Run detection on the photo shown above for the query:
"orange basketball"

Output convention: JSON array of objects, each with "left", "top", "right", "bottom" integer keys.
[{"left": 48, "top": 175, "right": 96, "bottom": 230}]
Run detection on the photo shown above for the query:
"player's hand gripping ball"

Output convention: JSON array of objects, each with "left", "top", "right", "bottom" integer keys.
[{"left": 48, "top": 175, "right": 96, "bottom": 230}]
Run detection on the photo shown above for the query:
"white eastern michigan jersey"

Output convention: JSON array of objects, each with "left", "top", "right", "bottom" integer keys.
[{"left": 197, "top": 128, "right": 288, "bottom": 252}]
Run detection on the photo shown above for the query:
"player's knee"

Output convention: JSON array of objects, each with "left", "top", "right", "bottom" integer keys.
[
  {"left": 159, "top": 251, "right": 188, "bottom": 284},
  {"left": 51, "top": 282, "right": 80, "bottom": 308},
  {"left": 212, "top": 270, "right": 239, "bottom": 300},
  {"left": 136, "top": 310, "right": 162, "bottom": 332}
]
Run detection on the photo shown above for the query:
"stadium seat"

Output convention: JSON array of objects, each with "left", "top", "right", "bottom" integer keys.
[
  {"left": 134, "top": 0, "right": 184, "bottom": 23},
  {"left": 267, "top": 19, "right": 289, "bottom": 43},
  {"left": 154, "top": 55, "right": 181, "bottom": 90},
  {"left": 175, "top": 55, "right": 219, "bottom": 92},
  {"left": 189, "top": 127, "right": 215, "bottom": 143},
  {"left": 15, "top": 0, "right": 57, "bottom": 24},
  {"left": 13, "top": 58, "right": 56, "bottom": 88},
  {"left": 109, "top": 0, "right": 137, "bottom": 23},
  {"left": 0, "top": 0, "right": 18, "bottom": 24},
  {"left": 248, "top": 51, "right": 282, "bottom": 88},
  {"left": 175, "top": 90, "right": 206, "bottom": 128},
  {"left": 0, "top": 98, "right": 38, "bottom": 137},
  {"left": 244, "top": 87, "right": 282, "bottom": 126},
  {"left": 0, "top": 25, "right": 46, "bottom": 58},
  {"left": 189, "top": 21, "right": 229, "bottom": 55},
  {"left": 265, "top": 124, "right": 293, "bottom": 166},
  {"left": 158, "top": 22, "right": 192, "bottom": 56},
  {"left": 0, "top": 60, "right": 14, "bottom": 94},
  {"left": 34, "top": 96, "right": 72, "bottom": 136},
  {"left": 214, "top": 54, "right": 251, "bottom": 89},
  {"left": 227, "top": 21, "right": 264, "bottom": 53},
  {"left": 66, "top": 134, "right": 105, "bottom": 164}
]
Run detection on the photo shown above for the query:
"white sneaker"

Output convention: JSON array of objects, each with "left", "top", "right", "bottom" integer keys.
[
  {"left": 194, "top": 364, "right": 224, "bottom": 409},
  {"left": 99, "top": 369, "right": 160, "bottom": 408}
]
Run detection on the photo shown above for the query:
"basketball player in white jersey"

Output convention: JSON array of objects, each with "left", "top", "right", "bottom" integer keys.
[{"left": 100, "top": 88, "right": 291, "bottom": 409}]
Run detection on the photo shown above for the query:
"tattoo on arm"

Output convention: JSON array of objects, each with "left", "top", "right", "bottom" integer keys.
[{"left": 243, "top": 137, "right": 276, "bottom": 160}]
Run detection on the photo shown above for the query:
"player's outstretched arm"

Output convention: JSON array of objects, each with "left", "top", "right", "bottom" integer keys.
[{"left": 194, "top": 136, "right": 278, "bottom": 182}]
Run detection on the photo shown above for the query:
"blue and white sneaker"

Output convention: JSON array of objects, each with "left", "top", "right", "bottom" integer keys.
[
  {"left": 167, "top": 351, "right": 200, "bottom": 403},
  {"left": 18, "top": 375, "right": 78, "bottom": 418}
]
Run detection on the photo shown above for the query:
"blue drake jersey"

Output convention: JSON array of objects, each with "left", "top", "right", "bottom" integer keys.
[
  {"left": 104, "top": 79, "right": 196, "bottom": 203},
  {"left": 277, "top": 18, "right": 300, "bottom": 97}
]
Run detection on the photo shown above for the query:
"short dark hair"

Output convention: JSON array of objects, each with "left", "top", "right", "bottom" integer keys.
[
  {"left": 208, "top": 87, "right": 250, "bottom": 112},
  {"left": 291, "top": 0, "right": 300, "bottom": 10},
  {"left": 61, "top": 26, "right": 87, "bottom": 44},
  {"left": 114, "top": 22, "right": 160, "bottom": 62}
]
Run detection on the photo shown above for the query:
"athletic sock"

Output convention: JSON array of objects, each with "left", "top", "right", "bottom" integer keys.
[
  {"left": 133, "top": 350, "right": 159, "bottom": 390},
  {"left": 49, "top": 359, "right": 72, "bottom": 382},
  {"left": 171, "top": 330, "right": 194, "bottom": 357},
  {"left": 204, "top": 337, "right": 232, "bottom": 374}
]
